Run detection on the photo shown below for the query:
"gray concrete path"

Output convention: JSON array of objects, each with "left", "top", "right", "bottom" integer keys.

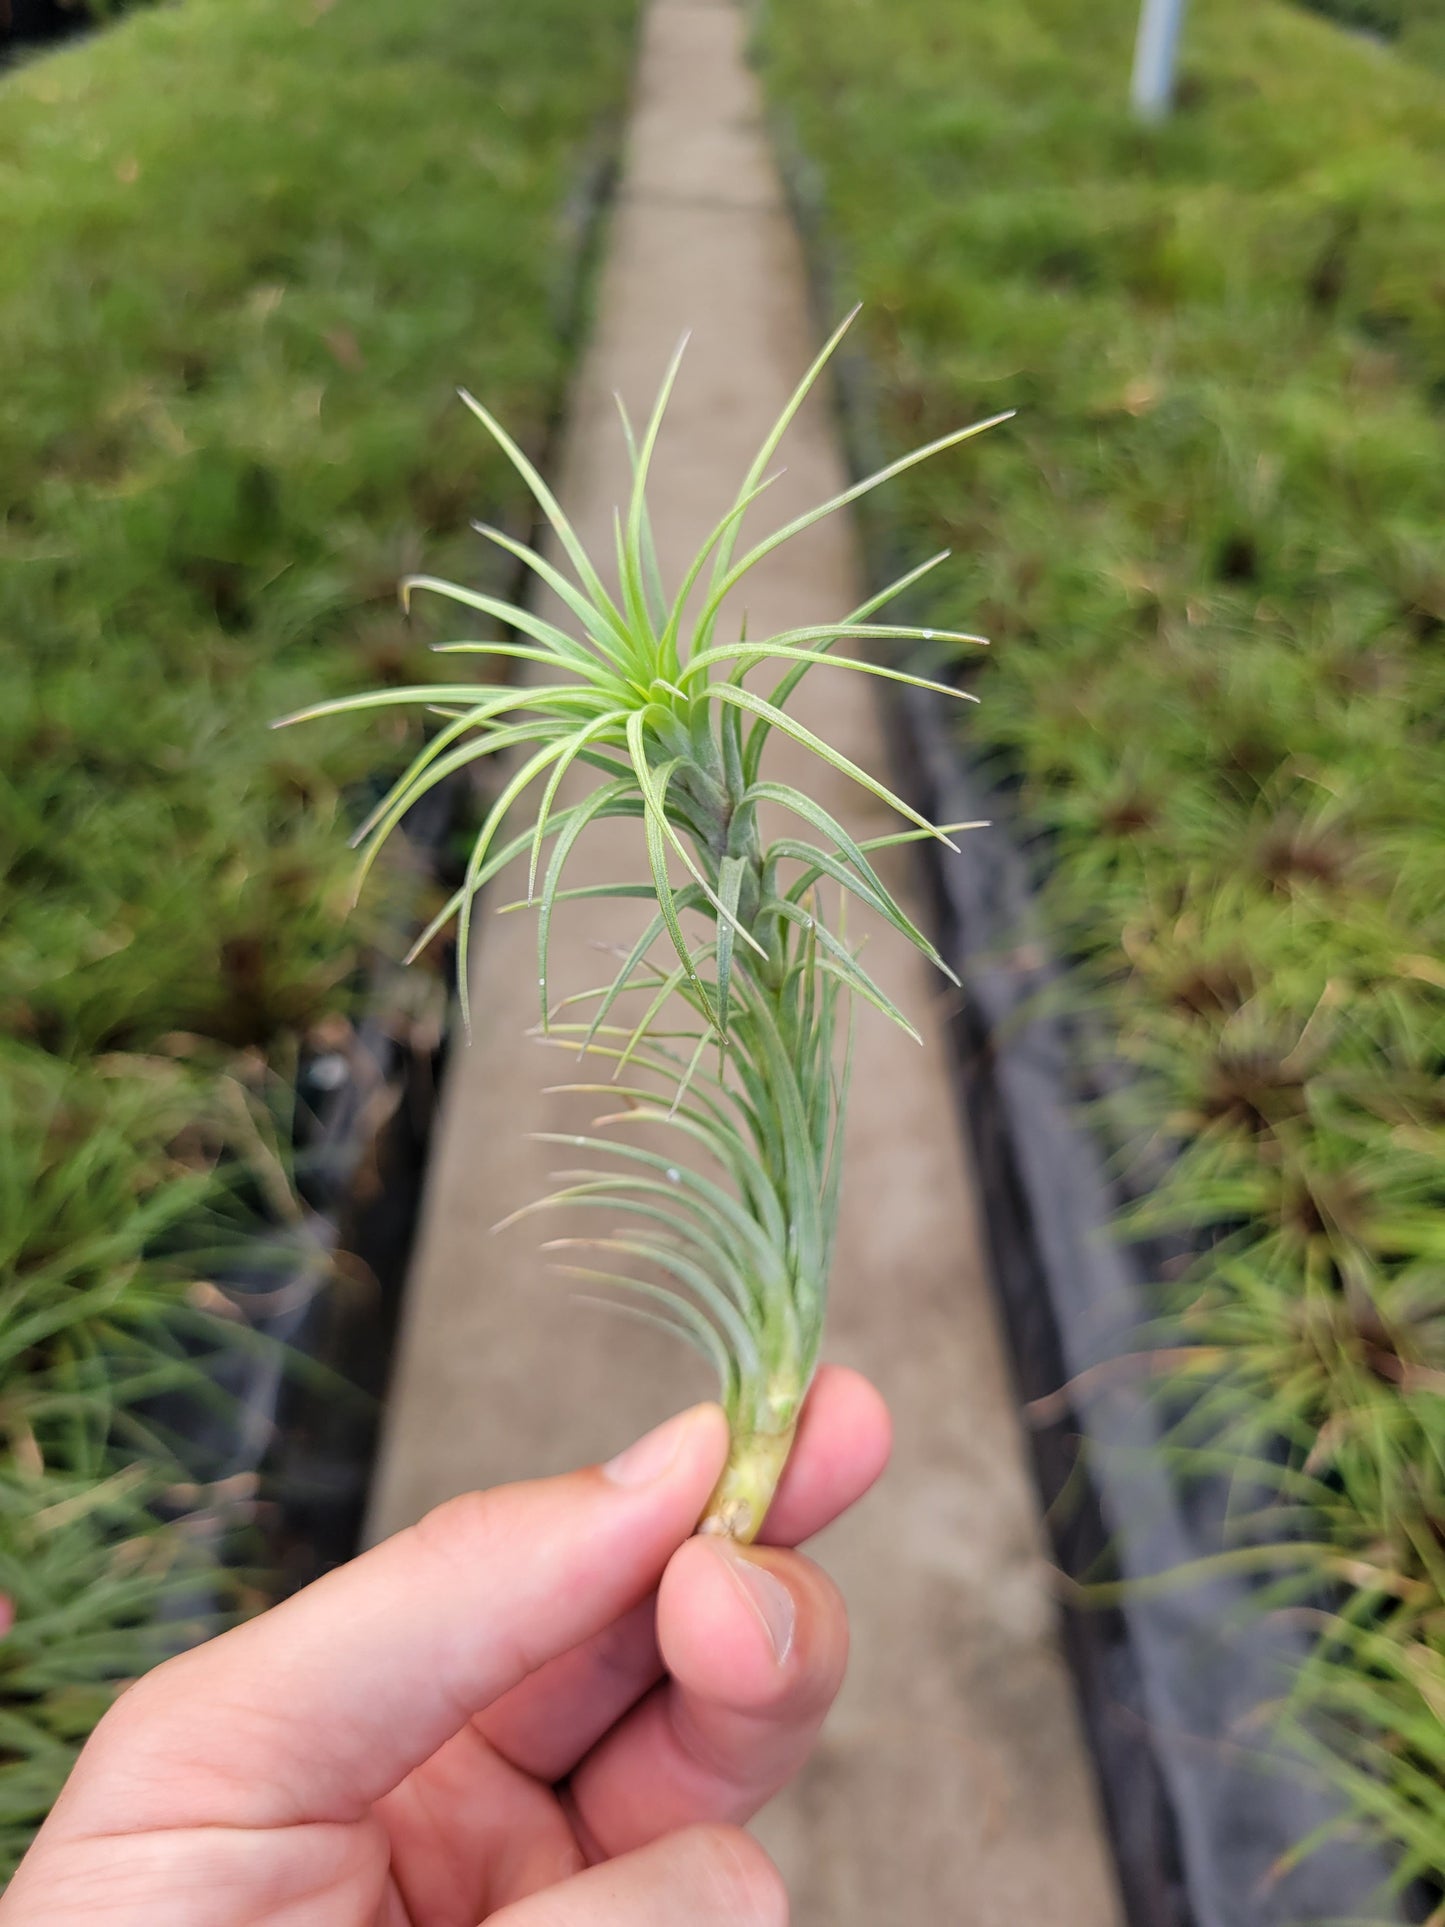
[{"left": 367, "top": 3, "right": 1122, "bottom": 1919}]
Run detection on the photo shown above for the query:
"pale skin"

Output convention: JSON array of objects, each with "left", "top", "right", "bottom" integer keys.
[{"left": 1, "top": 1367, "right": 891, "bottom": 1926}]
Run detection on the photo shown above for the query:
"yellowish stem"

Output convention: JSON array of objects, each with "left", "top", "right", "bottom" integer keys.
[{"left": 697, "top": 1422, "right": 798, "bottom": 1544}]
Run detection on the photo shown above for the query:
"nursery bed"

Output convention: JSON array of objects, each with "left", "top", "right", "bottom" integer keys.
[
  {"left": 756, "top": 0, "right": 1445, "bottom": 1914},
  {"left": 883, "top": 673, "right": 1409, "bottom": 1927},
  {"left": 0, "top": 0, "right": 638, "bottom": 1878},
  {"left": 1294, "top": 0, "right": 1445, "bottom": 69}
]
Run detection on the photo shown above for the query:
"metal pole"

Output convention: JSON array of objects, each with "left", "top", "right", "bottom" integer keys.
[{"left": 1131, "top": 0, "right": 1188, "bottom": 121}]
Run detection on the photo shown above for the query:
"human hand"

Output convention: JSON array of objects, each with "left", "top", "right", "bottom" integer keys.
[{"left": 1, "top": 1367, "right": 889, "bottom": 1925}]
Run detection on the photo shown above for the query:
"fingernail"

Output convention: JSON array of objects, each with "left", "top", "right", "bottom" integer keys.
[
  {"left": 604, "top": 1405, "right": 708, "bottom": 1487},
  {"left": 712, "top": 1542, "right": 796, "bottom": 1665}
]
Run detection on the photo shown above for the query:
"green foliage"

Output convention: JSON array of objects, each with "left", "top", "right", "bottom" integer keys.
[
  {"left": 1, "top": 0, "right": 639, "bottom": 1877},
  {"left": 1294, "top": 0, "right": 1445, "bottom": 69},
  {"left": 758, "top": 0, "right": 1445, "bottom": 1895},
  {"left": 291, "top": 325, "right": 992, "bottom": 1536},
  {"left": 0, "top": 1043, "right": 266, "bottom": 1871},
  {"left": 1296, "top": 0, "right": 1404, "bottom": 40},
  {"left": 2, "top": 0, "right": 640, "bottom": 1057}
]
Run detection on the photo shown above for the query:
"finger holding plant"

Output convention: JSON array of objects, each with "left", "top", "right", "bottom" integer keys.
[{"left": 280, "top": 313, "right": 1005, "bottom": 1540}]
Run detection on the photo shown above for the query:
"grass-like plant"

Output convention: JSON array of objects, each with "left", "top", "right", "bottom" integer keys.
[
  {"left": 284, "top": 315, "right": 1003, "bottom": 1538},
  {"left": 758, "top": 0, "right": 1445, "bottom": 1892},
  {"left": 0, "top": 1047, "right": 269, "bottom": 1880},
  {"left": 1, "top": 0, "right": 643, "bottom": 1875}
]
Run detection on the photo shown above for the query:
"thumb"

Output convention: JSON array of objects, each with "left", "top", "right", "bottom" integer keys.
[{"left": 51, "top": 1404, "right": 728, "bottom": 1837}]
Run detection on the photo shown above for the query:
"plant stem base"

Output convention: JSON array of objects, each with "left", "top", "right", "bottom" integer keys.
[{"left": 697, "top": 1423, "right": 797, "bottom": 1544}]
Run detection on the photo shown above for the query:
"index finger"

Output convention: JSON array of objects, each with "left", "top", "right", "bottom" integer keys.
[{"left": 44, "top": 1404, "right": 728, "bottom": 1841}]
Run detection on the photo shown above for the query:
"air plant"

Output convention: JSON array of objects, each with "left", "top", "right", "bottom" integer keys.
[{"left": 280, "top": 313, "right": 1005, "bottom": 1539}]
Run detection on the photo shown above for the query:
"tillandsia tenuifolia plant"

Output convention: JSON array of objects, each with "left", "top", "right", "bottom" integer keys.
[{"left": 280, "top": 312, "right": 1007, "bottom": 1540}]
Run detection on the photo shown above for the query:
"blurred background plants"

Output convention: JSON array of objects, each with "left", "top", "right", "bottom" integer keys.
[
  {"left": 0, "top": 1044, "right": 275, "bottom": 1872},
  {"left": 6, "top": 0, "right": 1442, "bottom": 1897},
  {"left": 0, "top": 0, "right": 639, "bottom": 1877},
  {"left": 1295, "top": 0, "right": 1445, "bottom": 68},
  {"left": 758, "top": 0, "right": 1445, "bottom": 1900}
]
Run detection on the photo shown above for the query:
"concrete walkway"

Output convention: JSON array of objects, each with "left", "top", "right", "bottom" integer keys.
[{"left": 367, "top": 3, "right": 1122, "bottom": 1920}]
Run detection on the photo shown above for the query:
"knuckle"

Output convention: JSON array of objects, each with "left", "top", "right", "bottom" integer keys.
[
  {"left": 413, "top": 1484, "right": 499, "bottom": 1559},
  {"left": 686, "top": 1823, "right": 790, "bottom": 1926},
  {"left": 410, "top": 1486, "right": 518, "bottom": 1600},
  {"left": 409, "top": 1487, "right": 537, "bottom": 1678},
  {"left": 588, "top": 1597, "right": 658, "bottom": 1684},
  {"left": 92, "top": 1648, "right": 187, "bottom": 1738}
]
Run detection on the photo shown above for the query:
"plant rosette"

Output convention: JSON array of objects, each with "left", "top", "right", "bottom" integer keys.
[{"left": 284, "top": 313, "right": 1004, "bottom": 1540}]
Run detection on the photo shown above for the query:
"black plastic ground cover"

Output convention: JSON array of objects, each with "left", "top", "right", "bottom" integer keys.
[
  {"left": 884, "top": 681, "right": 1405, "bottom": 1927},
  {"left": 215, "top": 810, "right": 453, "bottom": 1594},
  {"left": 0, "top": 0, "right": 94, "bottom": 66},
  {"left": 170, "top": 97, "right": 634, "bottom": 1595},
  {"left": 756, "top": 81, "right": 1412, "bottom": 1927}
]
